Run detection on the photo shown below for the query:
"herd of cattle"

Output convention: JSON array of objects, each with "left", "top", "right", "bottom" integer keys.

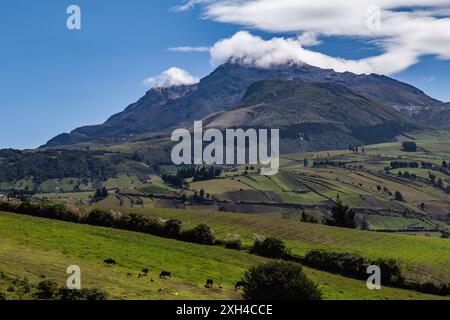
[{"left": 103, "top": 258, "right": 245, "bottom": 290}]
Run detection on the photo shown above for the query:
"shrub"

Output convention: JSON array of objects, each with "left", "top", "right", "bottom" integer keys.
[
  {"left": 242, "top": 261, "right": 322, "bottom": 300},
  {"left": 183, "top": 224, "right": 215, "bottom": 245},
  {"left": 35, "top": 280, "right": 59, "bottom": 299},
  {"left": 303, "top": 250, "right": 405, "bottom": 286},
  {"left": 114, "top": 213, "right": 164, "bottom": 235},
  {"left": 164, "top": 219, "right": 182, "bottom": 238},
  {"left": 0, "top": 200, "right": 81, "bottom": 223},
  {"left": 59, "top": 288, "right": 108, "bottom": 300},
  {"left": 225, "top": 234, "right": 243, "bottom": 250},
  {"left": 373, "top": 258, "right": 405, "bottom": 286},
  {"left": 85, "top": 209, "right": 114, "bottom": 227},
  {"left": 250, "top": 237, "right": 290, "bottom": 259}
]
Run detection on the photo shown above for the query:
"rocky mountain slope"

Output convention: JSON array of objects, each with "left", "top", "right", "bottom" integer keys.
[
  {"left": 204, "top": 80, "right": 416, "bottom": 152},
  {"left": 43, "top": 62, "right": 443, "bottom": 148}
]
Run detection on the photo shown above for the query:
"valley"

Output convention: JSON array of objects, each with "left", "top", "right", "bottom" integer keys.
[{"left": 12, "top": 131, "right": 449, "bottom": 238}]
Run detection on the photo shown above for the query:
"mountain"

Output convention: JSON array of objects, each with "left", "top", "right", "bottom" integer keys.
[
  {"left": 43, "top": 62, "right": 442, "bottom": 148},
  {"left": 204, "top": 80, "right": 416, "bottom": 152},
  {"left": 410, "top": 103, "right": 450, "bottom": 129}
]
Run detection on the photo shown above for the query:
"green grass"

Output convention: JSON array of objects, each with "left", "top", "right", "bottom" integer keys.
[
  {"left": 0, "top": 211, "right": 447, "bottom": 300},
  {"left": 118, "top": 207, "right": 450, "bottom": 284}
]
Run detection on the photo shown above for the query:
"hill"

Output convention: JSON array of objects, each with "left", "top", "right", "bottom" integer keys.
[{"left": 0, "top": 211, "right": 447, "bottom": 300}]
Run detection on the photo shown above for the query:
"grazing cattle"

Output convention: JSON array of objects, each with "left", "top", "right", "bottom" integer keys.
[
  {"left": 160, "top": 271, "right": 171, "bottom": 279},
  {"left": 205, "top": 279, "right": 214, "bottom": 288},
  {"left": 104, "top": 259, "right": 116, "bottom": 266},
  {"left": 235, "top": 281, "right": 245, "bottom": 290}
]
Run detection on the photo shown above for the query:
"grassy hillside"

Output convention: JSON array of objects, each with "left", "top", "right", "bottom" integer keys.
[
  {"left": 107, "top": 207, "right": 450, "bottom": 285},
  {"left": 0, "top": 211, "right": 447, "bottom": 300}
]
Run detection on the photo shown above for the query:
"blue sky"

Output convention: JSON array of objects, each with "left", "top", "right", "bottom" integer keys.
[{"left": 1, "top": 0, "right": 450, "bottom": 149}]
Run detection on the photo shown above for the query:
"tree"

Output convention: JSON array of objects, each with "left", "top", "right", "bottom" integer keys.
[
  {"left": 395, "top": 191, "right": 405, "bottom": 202},
  {"left": 242, "top": 261, "right": 322, "bottom": 300},
  {"left": 250, "top": 237, "right": 290, "bottom": 259},
  {"left": 164, "top": 219, "right": 182, "bottom": 238},
  {"left": 402, "top": 141, "right": 417, "bottom": 152},
  {"left": 86, "top": 209, "right": 114, "bottom": 227},
  {"left": 326, "top": 201, "right": 356, "bottom": 229},
  {"left": 184, "top": 224, "right": 215, "bottom": 245},
  {"left": 93, "top": 187, "right": 108, "bottom": 201}
]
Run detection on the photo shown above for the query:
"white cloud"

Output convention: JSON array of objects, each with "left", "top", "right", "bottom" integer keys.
[
  {"left": 168, "top": 46, "right": 210, "bottom": 52},
  {"left": 297, "top": 32, "right": 322, "bottom": 47},
  {"left": 209, "top": 31, "right": 418, "bottom": 74},
  {"left": 177, "top": 0, "right": 450, "bottom": 75},
  {"left": 143, "top": 67, "right": 200, "bottom": 88}
]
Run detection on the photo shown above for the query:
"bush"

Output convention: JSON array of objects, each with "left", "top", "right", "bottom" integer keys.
[
  {"left": 373, "top": 258, "right": 405, "bottom": 286},
  {"left": 0, "top": 200, "right": 80, "bottom": 223},
  {"left": 224, "top": 234, "right": 243, "bottom": 250},
  {"left": 303, "top": 250, "right": 405, "bottom": 286},
  {"left": 59, "top": 288, "right": 108, "bottom": 300},
  {"left": 164, "top": 219, "right": 182, "bottom": 238},
  {"left": 0, "top": 291, "right": 6, "bottom": 300},
  {"left": 250, "top": 237, "right": 290, "bottom": 259},
  {"left": 183, "top": 224, "right": 215, "bottom": 245},
  {"left": 85, "top": 209, "right": 114, "bottom": 227},
  {"left": 114, "top": 213, "right": 164, "bottom": 235},
  {"left": 35, "top": 280, "right": 59, "bottom": 299},
  {"left": 242, "top": 261, "right": 322, "bottom": 300}
]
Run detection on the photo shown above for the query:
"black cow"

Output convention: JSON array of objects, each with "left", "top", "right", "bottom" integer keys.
[
  {"left": 205, "top": 279, "right": 214, "bottom": 288},
  {"left": 235, "top": 281, "right": 245, "bottom": 290},
  {"left": 104, "top": 259, "right": 116, "bottom": 266},
  {"left": 160, "top": 271, "right": 171, "bottom": 279}
]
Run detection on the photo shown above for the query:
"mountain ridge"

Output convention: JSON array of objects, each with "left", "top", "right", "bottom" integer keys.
[{"left": 43, "top": 62, "right": 443, "bottom": 149}]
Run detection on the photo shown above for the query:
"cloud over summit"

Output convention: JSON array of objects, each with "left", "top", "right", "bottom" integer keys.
[
  {"left": 143, "top": 67, "right": 199, "bottom": 88},
  {"left": 177, "top": 0, "right": 450, "bottom": 75}
]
